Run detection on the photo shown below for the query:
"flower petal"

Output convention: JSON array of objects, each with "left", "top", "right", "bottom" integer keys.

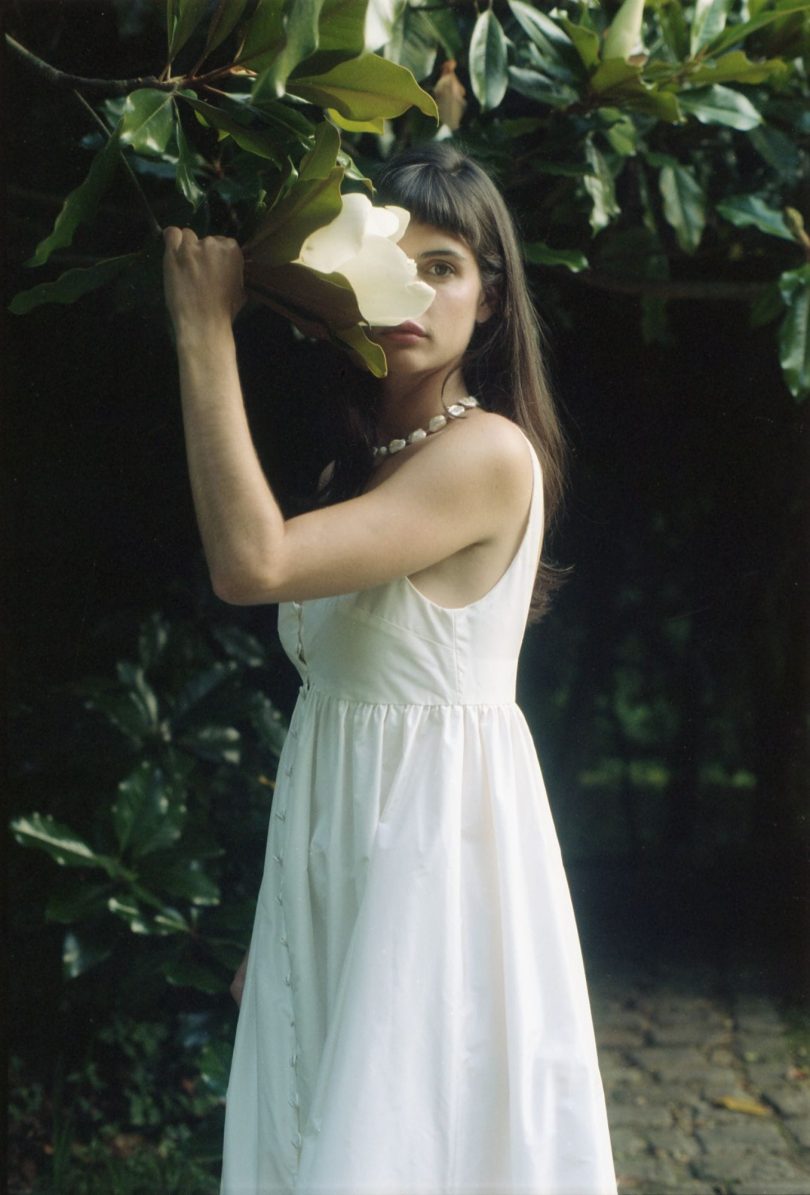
[
  {"left": 337, "top": 236, "right": 435, "bottom": 326},
  {"left": 296, "top": 192, "right": 369, "bottom": 274}
]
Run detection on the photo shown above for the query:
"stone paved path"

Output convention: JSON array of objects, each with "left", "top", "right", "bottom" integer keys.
[{"left": 590, "top": 959, "right": 810, "bottom": 1195}]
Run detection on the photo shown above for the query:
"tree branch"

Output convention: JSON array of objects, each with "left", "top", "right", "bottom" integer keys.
[{"left": 5, "top": 33, "right": 173, "bottom": 95}]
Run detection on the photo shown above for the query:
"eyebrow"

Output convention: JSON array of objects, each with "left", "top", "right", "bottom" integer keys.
[{"left": 416, "top": 248, "right": 467, "bottom": 260}]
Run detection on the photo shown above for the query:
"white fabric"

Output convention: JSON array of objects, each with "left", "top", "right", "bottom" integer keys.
[{"left": 221, "top": 435, "right": 617, "bottom": 1195}]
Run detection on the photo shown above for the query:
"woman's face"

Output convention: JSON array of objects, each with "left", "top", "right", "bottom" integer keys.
[{"left": 370, "top": 220, "right": 493, "bottom": 377}]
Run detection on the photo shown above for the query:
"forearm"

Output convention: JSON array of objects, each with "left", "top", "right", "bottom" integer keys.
[{"left": 175, "top": 318, "right": 285, "bottom": 600}]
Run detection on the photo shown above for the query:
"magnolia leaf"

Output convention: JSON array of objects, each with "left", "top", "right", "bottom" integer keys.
[
  {"left": 469, "top": 10, "right": 509, "bottom": 112},
  {"left": 27, "top": 131, "right": 121, "bottom": 268},
  {"left": 245, "top": 167, "right": 344, "bottom": 266},
  {"left": 112, "top": 761, "right": 187, "bottom": 857},
  {"left": 690, "top": 0, "right": 734, "bottom": 56},
  {"left": 179, "top": 725, "right": 241, "bottom": 765},
  {"left": 286, "top": 53, "right": 438, "bottom": 122},
  {"left": 716, "top": 195, "right": 794, "bottom": 241},
  {"left": 239, "top": 0, "right": 324, "bottom": 93},
  {"left": 120, "top": 88, "right": 175, "bottom": 155},
  {"left": 47, "top": 880, "right": 113, "bottom": 924},
  {"left": 749, "top": 281, "right": 783, "bottom": 330},
  {"left": 318, "top": 0, "right": 370, "bottom": 56},
  {"left": 9, "top": 255, "right": 139, "bottom": 315},
  {"left": 590, "top": 59, "right": 643, "bottom": 93},
  {"left": 107, "top": 895, "right": 152, "bottom": 934},
  {"left": 508, "top": 67, "right": 578, "bottom": 108},
  {"left": 524, "top": 242, "right": 589, "bottom": 272},
  {"left": 560, "top": 18, "right": 601, "bottom": 69},
  {"left": 678, "top": 84, "right": 762, "bottom": 130},
  {"left": 299, "top": 121, "right": 342, "bottom": 180},
  {"left": 584, "top": 137, "right": 620, "bottom": 233},
  {"left": 155, "top": 858, "right": 221, "bottom": 906},
  {"left": 327, "top": 108, "right": 386, "bottom": 133},
  {"left": 201, "top": 0, "right": 251, "bottom": 58},
  {"left": 180, "top": 94, "right": 283, "bottom": 161},
  {"left": 703, "top": 3, "right": 810, "bottom": 56},
  {"left": 778, "top": 265, "right": 810, "bottom": 401},
  {"left": 173, "top": 104, "right": 205, "bottom": 208},
  {"left": 12, "top": 813, "right": 121, "bottom": 874},
  {"left": 62, "top": 930, "right": 113, "bottom": 979},
  {"left": 333, "top": 323, "right": 388, "bottom": 377},
  {"left": 688, "top": 49, "right": 785, "bottom": 85},
  {"left": 712, "top": 1095, "right": 774, "bottom": 1116},
  {"left": 659, "top": 162, "right": 706, "bottom": 253},
  {"left": 365, "top": 0, "right": 409, "bottom": 52},
  {"left": 168, "top": 0, "right": 210, "bottom": 60},
  {"left": 508, "top": 1, "right": 577, "bottom": 57},
  {"left": 163, "top": 955, "right": 229, "bottom": 993}
]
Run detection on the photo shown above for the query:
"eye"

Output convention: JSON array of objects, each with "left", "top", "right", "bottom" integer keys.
[{"left": 425, "top": 260, "right": 455, "bottom": 278}]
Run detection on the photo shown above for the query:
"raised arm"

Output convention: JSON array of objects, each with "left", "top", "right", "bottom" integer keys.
[{"left": 163, "top": 229, "right": 531, "bottom": 606}]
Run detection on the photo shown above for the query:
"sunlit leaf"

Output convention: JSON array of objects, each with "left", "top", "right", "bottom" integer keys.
[
  {"left": 687, "top": 49, "right": 785, "bottom": 86},
  {"left": 239, "top": 0, "right": 325, "bottom": 93},
  {"left": 716, "top": 195, "right": 794, "bottom": 241},
  {"left": 659, "top": 161, "right": 706, "bottom": 253},
  {"left": 705, "top": 2, "right": 810, "bottom": 55},
  {"left": 560, "top": 18, "right": 601, "bottom": 69},
  {"left": 299, "top": 120, "right": 341, "bottom": 180},
  {"left": 678, "top": 84, "right": 762, "bottom": 130},
  {"left": 690, "top": 0, "right": 734, "bottom": 56},
  {"left": 286, "top": 53, "right": 438, "bottom": 122},
  {"left": 9, "top": 255, "right": 139, "bottom": 316},
  {"left": 173, "top": 102, "right": 205, "bottom": 208},
  {"left": 778, "top": 265, "right": 810, "bottom": 400},
  {"left": 245, "top": 167, "right": 344, "bottom": 266},
  {"left": 524, "top": 242, "right": 589, "bottom": 272},
  {"left": 11, "top": 813, "right": 122, "bottom": 874},
  {"left": 508, "top": 66, "right": 578, "bottom": 108},
  {"left": 333, "top": 322, "right": 388, "bottom": 377},
  {"left": 27, "top": 131, "right": 121, "bottom": 268},
  {"left": 120, "top": 88, "right": 175, "bottom": 155},
  {"left": 584, "top": 136, "right": 620, "bottom": 233},
  {"left": 112, "top": 761, "right": 187, "bottom": 857},
  {"left": 469, "top": 10, "right": 509, "bottom": 112}
]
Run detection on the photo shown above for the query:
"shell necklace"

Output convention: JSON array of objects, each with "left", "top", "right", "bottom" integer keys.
[{"left": 372, "top": 396, "right": 479, "bottom": 464}]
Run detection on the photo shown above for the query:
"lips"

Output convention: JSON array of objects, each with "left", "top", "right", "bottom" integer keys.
[{"left": 381, "top": 321, "right": 427, "bottom": 337}]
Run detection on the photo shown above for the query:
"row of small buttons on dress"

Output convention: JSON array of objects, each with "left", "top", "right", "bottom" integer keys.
[{"left": 273, "top": 633, "right": 304, "bottom": 1161}]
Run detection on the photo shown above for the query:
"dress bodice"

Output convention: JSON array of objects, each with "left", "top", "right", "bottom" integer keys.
[{"left": 277, "top": 435, "right": 543, "bottom": 708}]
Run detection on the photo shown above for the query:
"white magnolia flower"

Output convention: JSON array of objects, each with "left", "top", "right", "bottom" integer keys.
[{"left": 296, "top": 193, "right": 435, "bottom": 327}]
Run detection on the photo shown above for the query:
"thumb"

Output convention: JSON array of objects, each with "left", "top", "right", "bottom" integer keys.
[{"left": 163, "top": 226, "right": 183, "bottom": 251}]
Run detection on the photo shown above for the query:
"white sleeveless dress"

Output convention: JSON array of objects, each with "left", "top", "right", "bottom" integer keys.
[{"left": 220, "top": 436, "right": 617, "bottom": 1195}]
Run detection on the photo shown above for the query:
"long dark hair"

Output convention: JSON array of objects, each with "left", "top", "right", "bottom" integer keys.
[{"left": 319, "top": 142, "right": 569, "bottom": 621}]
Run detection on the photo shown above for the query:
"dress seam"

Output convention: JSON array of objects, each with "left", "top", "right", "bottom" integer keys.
[{"left": 296, "top": 684, "right": 518, "bottom": 711}]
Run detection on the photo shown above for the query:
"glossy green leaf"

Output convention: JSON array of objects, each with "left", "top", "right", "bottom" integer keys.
[
  {"left": 716, "top": 195, "right": 794, "bottom": 241},
  {"left": 173, "top": 661, "right": 234, "bottom": 720},
  {"left": 212, "top": 624, "right": 267, "bottom": 666},
  {"left": 27, "top": 131, "right": 121, "bottom": 268},
  {"left": 659, "top": 162, "right": 706, "bottom": 253},
  {"left": 173, "top": 103, "right": 205, "bottom": 208},
  {"left": 116, "top": 661, "right": 159, "bottom": 729},
  {"left": 180, "top": 725, "right": 241, "bottom": 765},
  {"left": 583, "top": 137, "right": 620, "bottom": 233},
  {"left": 138, "top": 612, "right": 170, "bottom": 671},
  {"left": 327, "top": 109, "right": 385, "bottom": 134},
  {"left": 778, "top": 265, "right": 810, "bottom": 400},
  {"left": 163, "top": 955, "right": 229, "bottom": 993},
  {"left": 690, "top": 0, "right": 734, "bottom": 55},
  {"left": 602, "top": 0, "right": 646, "bottom": 60},
  {"left": 749, "top": 281, "right": 783, "bottom": 329},
  {"left": 508, "top": 67, "right": 578, "bottom": 108},
  {"left": 704, "top": 2, "right": 810, "bottom": 55},
  {"left": 508, "top": 1, "right": 578, "bottom": 57},
  {"left": 469, "top": 10, "right": 509, "bottom": 112},
  {"left": 153, "top": 906, "right": 192, "bottom": 933},
  {"left": 11, "top": 812, "right": 121, "bottom": 873},
  {"left": 560, "top": 18, "right": 601, "bottom": 69},
  {"left": 299, "top": 121, "right": 341, "bottom": 181},
  {"left": 414, "top": 6, "right": 463, "bottom": 59},
  {"left": 240, "top": 0, "right": 325, "bottom": 93},
  {"left": 9, "top": 254, "right": 139, "bottom": 316},
  {"left": 678, "top": 84, "right": 762, "bottom": 130},
  {"left": 153, "top": 858, "right": 221, "bottom": 906},
  {"left": 749, "top": 125, "right": 801, "bottom": 176},
  {"left": 180, "top": 94, "right": 283, "bottom": 161},
  {"left": 525, "top": 243, "right": 588, "bottom": 272},
  {"left": 201, "top": 0, "right": 251, "bottom": 58},
  {"left": 250, "top": 692, "right": 289, "bottom": 755},
  {"left": 62, "top": 930, "right": 113, "bottom": 979},
  {"left": 317, "top": 0, "right": 368, "bottom": 56},
  {"left": 112, "top": 760, "right": 187, "bottom": 857},
  {"left": 687, "top": 50, "right": 785, "bottom": 86},
  {"left": 120, "top": 88, "right": 175, "bottom": 155},
  {"left": 287, "top": 53, "right": 439, "bottom": 123},
  {"left": 659, "top": 0, "right": 690, "bottom": 58},
  {"left": 108, "top": 895, "right": 152, "bottom": 933},
  {"left": 246, "top": 167, "right": 344, "bottom": 266},
  {"left": 198, "top": 1039, "right": 233, "bottom": 1098},
  {"left": 333, "top": 323, "right": 388, "bottom": 378},
  {"left": 167, "top": 0, "right": 209, "bottom": 59},
  {"left": 590, "top": 58, "right": 643, "bottom": 93},
  {"left": 47, "top": 880, "right": 113, "bottom": 924}
]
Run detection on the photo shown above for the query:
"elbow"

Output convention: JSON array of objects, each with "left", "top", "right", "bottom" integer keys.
[{"left": 211, "top": 567, "right": 281, "bottom": 606}]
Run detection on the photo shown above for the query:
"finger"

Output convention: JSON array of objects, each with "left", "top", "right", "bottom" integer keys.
[{"left": 163, "top": 226, "right": 183, "bottom": 251}]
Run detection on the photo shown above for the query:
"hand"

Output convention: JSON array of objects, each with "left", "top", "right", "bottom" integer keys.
[
  {"left": 163, "top": 227, "right": 246, "bottom": 334},
  {"left": 230, "top": 951, "right": 249, "bottom": 1007}
]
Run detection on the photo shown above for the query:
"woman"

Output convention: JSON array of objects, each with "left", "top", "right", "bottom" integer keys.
[{"left": 163, "top": 144, "right": 617, "bottom": 1195}]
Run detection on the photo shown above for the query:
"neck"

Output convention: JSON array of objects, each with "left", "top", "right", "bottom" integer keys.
[{"left": 377, "top": 367, "right": 470, "bottom": 441}]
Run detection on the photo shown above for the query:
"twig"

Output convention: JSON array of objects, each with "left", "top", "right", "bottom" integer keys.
[
  {"left": 5, "top": 33, "right": 173, "bottom": 95},
  {"left": 73, "top": 90, "right": 162, "bottom": 237}
]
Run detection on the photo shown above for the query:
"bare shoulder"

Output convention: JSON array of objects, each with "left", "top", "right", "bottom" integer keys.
[{"left": 439, "top": 410, "right": 534, "bottom": 497}]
